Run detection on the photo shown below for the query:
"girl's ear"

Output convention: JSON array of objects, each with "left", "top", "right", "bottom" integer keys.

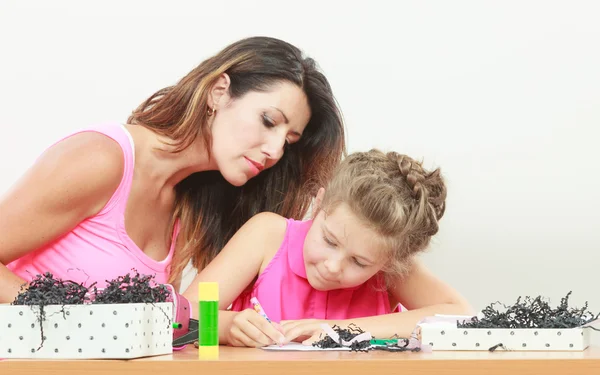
[{"left": 312, "top": 187, "right": 326, "bottom": 218}]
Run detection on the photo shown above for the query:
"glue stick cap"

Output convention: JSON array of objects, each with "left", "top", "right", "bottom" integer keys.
[
  {"left": 198, "top": 282, "right": 219, "bottom": 301},
  {"left": 199, "top": 345, "right": 219, "bottom": 360}
]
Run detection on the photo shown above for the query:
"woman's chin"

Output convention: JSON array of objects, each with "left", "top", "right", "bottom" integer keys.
[{"left": 221, "top": 171, "right": 251, "bottom": 187}]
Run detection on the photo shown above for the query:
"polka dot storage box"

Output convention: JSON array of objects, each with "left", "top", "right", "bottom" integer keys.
[
  {"left": 0, "top": 302, "right": 173, "bottom": 359},
  {"left": 417, "top": 314, "right": 595, "bottom": 352}
]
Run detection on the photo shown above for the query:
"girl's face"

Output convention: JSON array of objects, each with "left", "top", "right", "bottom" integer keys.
[
  {"left": 303, "top": 202, "right": 389, "bottom": 291},
  {"left": 209, "top": 76, "right": 311, "bottom": 187}
]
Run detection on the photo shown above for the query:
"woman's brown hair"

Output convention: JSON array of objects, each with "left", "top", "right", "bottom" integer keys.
[{"left": 127, "top": 36, "right": 346, "bottom": 283}]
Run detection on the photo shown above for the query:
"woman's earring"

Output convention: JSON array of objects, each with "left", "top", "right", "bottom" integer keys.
[{"left": 207, "top": 106, "right": 216, "bottom": 116}]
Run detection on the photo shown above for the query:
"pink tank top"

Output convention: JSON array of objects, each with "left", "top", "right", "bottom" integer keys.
[
  {"left": 230, "top": 218, "right": 391, "bottom": 322},
  {"left": 7, "top": 122, "right": 179, "bottom": 288}
]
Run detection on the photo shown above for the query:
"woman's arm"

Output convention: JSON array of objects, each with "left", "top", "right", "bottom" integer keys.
[
  {"left": 282, "top": 258, "right": 473, "bottom": 342},
  {"left": 182, "top": 212, "right": 288, "bottom": 346},
  {"left": 0, "top": 132, "right": 124, "bottom": 303}
]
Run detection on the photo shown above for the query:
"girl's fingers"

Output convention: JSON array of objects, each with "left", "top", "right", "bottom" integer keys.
[
  {"left": 302, "top": 332, "right": 322, "bottom": 346},
  {"left": 229, "top": 325, "right": 263, "bottom": 348},
  {"left": 272, "top": 321, "right": 285, "bottom": 335},
  {"left": 283, "top": 323, "right": 319, "bottom": 343},
  {"left": 280, "top": 320, "right": 305, "bottom": 334},
  {"left": 249, "top": 314, "right": 286, "bottom": 345}
]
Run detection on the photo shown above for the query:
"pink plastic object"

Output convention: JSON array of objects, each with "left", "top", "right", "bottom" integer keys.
[{"left": 165, "top": 284, "right": 192, "bottom": 349}]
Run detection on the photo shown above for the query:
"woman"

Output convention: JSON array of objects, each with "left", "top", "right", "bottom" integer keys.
[{"left": 0, "top": 36, "right": 346, "bottom": 303}]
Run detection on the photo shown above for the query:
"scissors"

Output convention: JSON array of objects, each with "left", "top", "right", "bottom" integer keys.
[{"left": 172, "top": 318, "right": 199, "bottom": 348}]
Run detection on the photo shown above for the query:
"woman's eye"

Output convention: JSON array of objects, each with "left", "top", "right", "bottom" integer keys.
[{"left": 262, "top": 114, "right": 275, "bottom": 128}]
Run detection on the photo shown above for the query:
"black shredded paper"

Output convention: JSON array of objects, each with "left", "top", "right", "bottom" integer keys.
[
  {"left": 311, "top": 323, "right": 420, "bottom": 352},
  {"left": 458, "top": 292, "right": 599, "bottom": 330},
  {"left": 11, "top": 270, "right": 170, "bottom": 350},
  {"left": 312, "top": 292, "right": 599, "bottom": 354}
]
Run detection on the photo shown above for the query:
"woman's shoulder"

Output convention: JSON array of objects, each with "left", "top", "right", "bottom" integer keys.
[{"left": 32, "top": 130, "right": 126, "bottom": 212}]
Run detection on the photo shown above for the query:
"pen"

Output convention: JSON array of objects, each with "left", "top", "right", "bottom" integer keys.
[
  {"left": 370, "top": 339, "right": 399, "bottom": 346},
  {"left": 250, "top": 297, "right": 271, "bottom": 322},
  {"left": 251, "top": 297, "right": 286, "bottom": 346}
]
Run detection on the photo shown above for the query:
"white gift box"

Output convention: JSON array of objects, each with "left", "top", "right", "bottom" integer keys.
[
  {"left": 0, "top": 302, "right": 173, "bottom": 359},
  {"left": 417, "top": 315, "right": 595, "bottom": 351}
]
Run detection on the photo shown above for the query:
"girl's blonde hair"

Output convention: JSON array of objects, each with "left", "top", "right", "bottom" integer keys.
[{"left": 320, "top": 149, "right": 446, "bottom": 280}]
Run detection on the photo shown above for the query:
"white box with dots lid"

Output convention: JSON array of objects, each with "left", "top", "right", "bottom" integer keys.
[
  {"left": 418, "top": 316, "right": 593, "bottom": 351},
  {"left": 0, "top": 302, "right": 173, "bottom": 359}
]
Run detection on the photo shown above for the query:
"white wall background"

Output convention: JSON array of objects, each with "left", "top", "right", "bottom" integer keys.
[{"left": 1, "top": 1, "right": 599, "bottom": 344}]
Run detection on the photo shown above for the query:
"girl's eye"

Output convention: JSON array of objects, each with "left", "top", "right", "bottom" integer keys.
[
  {"left": 262, "top": 113, "right": 275, "bottom": 128},
  {"left": 323, "top": 236, "right": 336, "bottom": 247},
  {"left": 353, "top": 258, "right": 366, "bottom": 268}
]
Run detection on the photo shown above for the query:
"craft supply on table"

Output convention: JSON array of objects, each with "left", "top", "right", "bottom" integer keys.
[
  {"left": 0, "top": 271, "right": 174, "bottom": 359},
  {"left": 419, "top": 292, "right": 599, "bottom": 351},
  {"left": 263, "top": 292, "right": 599, "bottom": 353},
  {"left": 198, "top": 282, "right": 219, "bottom": 360},
  {"left": 251, "top": 297, "right": 271, "bottom": 322}
]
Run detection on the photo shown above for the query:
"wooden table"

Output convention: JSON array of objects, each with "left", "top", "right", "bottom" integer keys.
[{"left": 3, "top": 345, "right": 600, "bottom": 375}]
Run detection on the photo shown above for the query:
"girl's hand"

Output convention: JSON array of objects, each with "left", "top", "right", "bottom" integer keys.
[
  {"left": 280, "top": 319, "right": 328, "bottom": 345},
  {"left": 227, "top": 309, "right": 286, "bottom": 348}
]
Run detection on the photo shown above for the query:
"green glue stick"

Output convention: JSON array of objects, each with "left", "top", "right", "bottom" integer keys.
[{"left": 198, "top": 282, "right": 219, "bottom": 359}]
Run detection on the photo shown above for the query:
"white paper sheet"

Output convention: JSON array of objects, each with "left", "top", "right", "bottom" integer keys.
[{"left": 261, "top": 342, "right": 351, "bottom": 351}]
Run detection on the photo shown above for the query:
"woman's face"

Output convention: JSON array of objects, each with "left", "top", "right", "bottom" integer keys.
[{"left": 209, "top": 77, "right": 311, "bottom": 186}]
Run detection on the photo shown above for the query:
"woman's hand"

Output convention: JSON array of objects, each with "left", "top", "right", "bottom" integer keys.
[{"left": 227, "top": 308, "right": 286, "bottom": 348}]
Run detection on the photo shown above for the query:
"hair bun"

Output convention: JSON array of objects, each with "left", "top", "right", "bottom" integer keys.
[{"left": 390, "top": 152, "right": 447, "bottom": 222}]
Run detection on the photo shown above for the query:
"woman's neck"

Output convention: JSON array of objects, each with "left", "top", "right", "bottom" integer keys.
[{"left": 125, "top": 124, "right": 217, "bottom": 189}]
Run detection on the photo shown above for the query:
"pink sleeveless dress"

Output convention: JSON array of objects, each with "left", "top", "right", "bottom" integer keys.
[
  {"left": 230, "top": 218, "right": 392, "bottom": 322},
  {"left": 8, "top": 122, "right": 179, "bottom": 288}
]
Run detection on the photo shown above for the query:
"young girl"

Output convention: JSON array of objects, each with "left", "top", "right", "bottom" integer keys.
[{"left": 192, "top": 149, "right": 472, "bottom": 347}]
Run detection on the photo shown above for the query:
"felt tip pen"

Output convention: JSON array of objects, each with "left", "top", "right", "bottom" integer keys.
[
  {"left": 370, "top": 339, "right": 399, "bottom": 346},
  {"left": 250, "top": 297, "right": 271, "bottom": 322}
]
